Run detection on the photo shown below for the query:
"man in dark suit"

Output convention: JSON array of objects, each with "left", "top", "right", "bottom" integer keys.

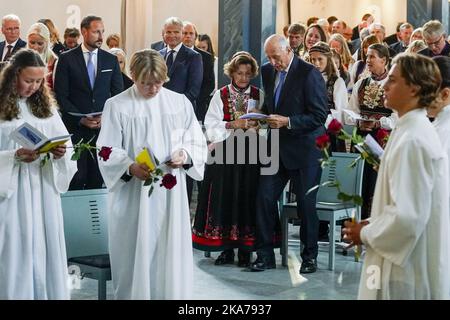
[
  {"left": 418, "top": 20, "right": 450, "bottom": 58},
  {"left": 390, "top": 23, "right": 413, "bottom": 56},
  {"left": 250, "top": 35, "right": 328, "bottom": 274},
  {"left": 182, "top": 21, "right": 214, "bottom": 123},
  {"left": 158, "top": 17, "right": 203, "bottom": 204},
  {"left": 159, "top": 17, "right": 203, "bottom": 110},
  {"left": 54, "top": 15, "right": 123, "bottom": 190},
  {"left": 0, "top": 14, "right": 26, "bottom": 62}
]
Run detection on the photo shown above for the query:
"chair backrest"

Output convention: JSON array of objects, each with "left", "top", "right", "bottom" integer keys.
[
  {"left": 61, "top": 189, "right": 109, "bottom": 258},
  {"left": 317, "top": 152, "right": 364, "bottom": 205}
]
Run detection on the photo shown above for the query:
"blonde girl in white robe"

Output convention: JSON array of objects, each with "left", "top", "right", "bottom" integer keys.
[
  {"left": 97, "top": 49, "right": 207, "bottom": 300},
  {"left": 0, "top": 49, "right": 76, "bottom": 299},
  {"left": 343, "top": 53, "right": 450, "bottom": 300}
]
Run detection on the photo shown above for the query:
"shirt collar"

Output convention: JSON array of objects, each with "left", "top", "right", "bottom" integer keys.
[
  {"left": 396, "top": 108, "right": 427, "bottom": 128},
  {"left": 167, "top": 42, "right": 183, "bottom": 53},
  {"left": 6, "top": 39, "right": 19, "bottom": 47},
  {"left": 81, "top": 43, "right": 99, "bottom": 55},
  {"left": 282, "top": 54, "right": 294, "bottom": 74}
]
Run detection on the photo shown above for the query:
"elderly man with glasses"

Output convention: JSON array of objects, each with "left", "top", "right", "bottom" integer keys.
[
  {"left": 0, "top": 14, "right": 26, "bottom": 63},
  {"left": 418, "top": 20, "right": 450, "bottom": 57}
]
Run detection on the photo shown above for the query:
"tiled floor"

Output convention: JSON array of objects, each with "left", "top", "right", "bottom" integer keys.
[{"left": 70, "top": 226, "right": 363, "bottom": 300}]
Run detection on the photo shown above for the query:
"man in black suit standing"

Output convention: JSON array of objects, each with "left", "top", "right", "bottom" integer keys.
[
  {"left": 159, "top": 17, "right": 203, "bottom": 112},
  {"left": 182, "top": 21, "right": 214, "bottom": 123},
  {"left": 0, "top": 14, "right": 26, "bottom": 63},
  {"left": 159, "top": 17, "right": 203, "bottom": 204},
  {"left": 250, "top": 35, "right": 327, "bottom": 274},
  {"left": 54, "top": 15, "right": 123, "bottom": 190}
]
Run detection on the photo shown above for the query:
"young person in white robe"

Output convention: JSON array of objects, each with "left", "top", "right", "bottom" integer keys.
[
  {"left": 96, "top": 49, "right": 207, "bottom": 300},
  {"left": 428, "top": 56, "right": 450, "bottom": 167},
  {"left": 0, "top": 49, "right": 77, "bottom": 299},
  {"left": 343, "top": 53, "right": 450, "bottom": 300}
]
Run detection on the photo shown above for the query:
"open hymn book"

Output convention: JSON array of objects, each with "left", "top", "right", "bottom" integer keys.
[{"left": 10, "top": 122, "right": 72, "bottom": 154}]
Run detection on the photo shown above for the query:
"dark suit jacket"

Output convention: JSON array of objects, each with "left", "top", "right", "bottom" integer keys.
[
  {"left": 151, "top": 41, "right": 166, "bottom": 51},
  {"left": 193, "top": 46, "right": 215, "bottom": 122},
  {"left": 261, "top": 56, "right": 328, "bottom": 170},
  {"left": 54, "top": 46, "right": 124, "bottom": 131},
  {"left": 390, "top": 41, "right": 408, "bottom": 56},
  {"left": 0, "top": 38, "right": 26, "bottom": 60},
  {"left": 159, "top": 44, "right": 203, "bottom": 111},
  {"left": 418, "top": 42, "right": 450, "bottom": 58}
]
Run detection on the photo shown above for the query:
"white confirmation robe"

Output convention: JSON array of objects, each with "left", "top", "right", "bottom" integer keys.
[
  {"left": 97, "top": 86, "right": 207, "bottom": 300},
  {"left": 0, "top": 100, "right": 77, "bottom": 299},
  {"left": 359, "top": 108, "right": 450, "bottom": 300}
]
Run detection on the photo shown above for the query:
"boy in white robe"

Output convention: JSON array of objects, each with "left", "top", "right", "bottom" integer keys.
[
  {"left": 428, "top": 56, "right": 450, "bottom": 195},
  {"left": 0, "top": 49, "right": 77, "bottom": 299},
  {"left": 343, "top": 53, "right": 450, "bottom": 300},
  {"left": 97, "top": 49, "right": 207, "bottom": 300}
]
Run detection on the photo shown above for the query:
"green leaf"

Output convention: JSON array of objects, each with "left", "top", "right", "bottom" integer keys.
[
  {"left": 353, "top": 196, "right": 363, "bottom": 206},
  {"left": 71, "top": 148, "right": 82, "bottom": 161},
  {"left": 337, "top": 192, "right": 354, "bottom": 202},
  {"left": 148, "top": 185, "right": 154, "bottom": 197},
  {"left": 144, "top": 178, "right": 152, "bottom": 186}
]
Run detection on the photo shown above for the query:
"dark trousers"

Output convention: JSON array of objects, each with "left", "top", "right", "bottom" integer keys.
[
  {"left": 68, "top": 127, "right": 104, "bottom": 190},
  {"left": 255, "top": 162, "right": 321, "bottom": 261}
]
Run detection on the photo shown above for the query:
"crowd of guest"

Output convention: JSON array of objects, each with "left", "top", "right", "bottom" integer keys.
[{"left": 1, "top": 10, "right": 449, "bottom": 300}]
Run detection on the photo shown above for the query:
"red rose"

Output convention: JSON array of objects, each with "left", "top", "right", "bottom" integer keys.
[
  {"left": 316, "top": 134, "right": 330, "bottom": 150},
  {"left": 327, "top": 119, "right": 343, "bottom": 135},
  {"left": 376, "top": 129, "right": 390, "bottom": 147},
  {"left": 98, "top": 146, "right": 112, "bottom": 161},
  {"left": 161, "top": 174, "right": 177, "bottom": 190}
]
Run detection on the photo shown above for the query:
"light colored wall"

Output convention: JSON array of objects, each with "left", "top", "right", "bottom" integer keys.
[{"left": 0, "top": 0, "right": 122, "bottom": 49}]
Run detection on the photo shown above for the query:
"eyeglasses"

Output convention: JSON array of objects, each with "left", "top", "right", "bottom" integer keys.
[
  {"left": 3, "top": 27, "right": 20, "bottom": 33},
  {"left": 426, "top": 35, "right": 444, "bottom": 48}
]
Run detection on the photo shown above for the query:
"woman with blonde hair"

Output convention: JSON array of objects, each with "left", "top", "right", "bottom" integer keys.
[
  {"left": 329, "top": 33, "right": 354, "bottom": 70},
  {"left": 26, "top": 22, "right": 57, "bottom": 90},
  {"left": 406, "top": 39, "right": 427, "bottom": 53},
  {"left": 38, "top": 18, "right": 65, "bottom": 56}
]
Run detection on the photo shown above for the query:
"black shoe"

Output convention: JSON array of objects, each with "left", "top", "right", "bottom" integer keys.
[
  {"left": 214, "top": 250, "right": 235, "bottom": 265},
  {"left": 237, "top": 250, "right": 251, "bottom": 268},
  {"left": 249, "top": 256, "right": 276, "bottom": 272},
  {"left": 300, "top": 259, "right": 317, "bottom": 274}
]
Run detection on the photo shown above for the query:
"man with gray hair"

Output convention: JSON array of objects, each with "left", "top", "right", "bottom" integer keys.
[
  {"left": 418, "top": 20, "right": 450, "bottom": 57},
  {"left": 0, "top": 14, "right": 26, "bottom": 62},
  {"left": 159, "top": 17, "right": 203, "bottom": 204},
  {"left": 390, "top": 23, "right": 414, "bottom": 55},
  {"left": 250, "top": 34, "right": 327, "bottom": 274}
]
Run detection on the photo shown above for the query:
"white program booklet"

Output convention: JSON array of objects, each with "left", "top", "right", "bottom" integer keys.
[
  {"left": 10, "top": 122, "right": 72, "bottom": 153},
  {"left": 239, "top": 113, "right": 268, "bottom": 120},
  {"left": 68, "top": 111, "right": 103, "bottom": 117}
]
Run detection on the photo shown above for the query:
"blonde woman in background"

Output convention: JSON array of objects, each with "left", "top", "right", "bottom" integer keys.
[
  {"left": 329, "top": 33, "right": 354, "bottom": 71},
  {"left": 26, "top": 22, "right": 57, "bottom": 90},
  {"left": 406, "top": 39, "right": 427, "bottom": 53},
  {"left": 38, "top": 18, "right": 65, "bottom": 57},
  {"left": 109, "top": 47, "right": 133, "bottom": 90}
]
